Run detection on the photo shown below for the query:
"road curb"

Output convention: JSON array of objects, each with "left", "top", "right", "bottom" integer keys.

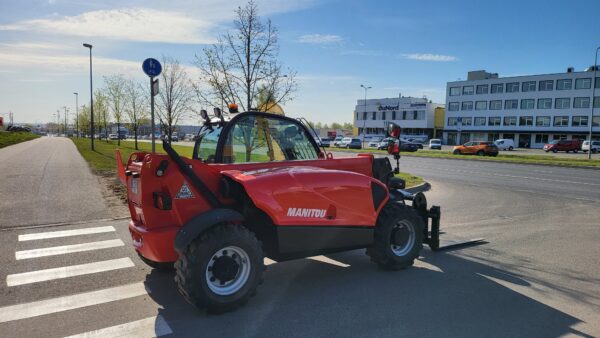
[{"left": 404, "top": 182, "right": 430, "bottom": 193}]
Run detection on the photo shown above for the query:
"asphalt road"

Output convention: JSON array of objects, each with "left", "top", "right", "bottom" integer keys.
[
  {"left": 0, "top": 137, "right": 109, "bottom": 228},
  {"left": 0, "top": 141, "right": 599, "bottom": 337}
]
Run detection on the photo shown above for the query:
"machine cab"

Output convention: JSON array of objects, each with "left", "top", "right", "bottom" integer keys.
[{"left": 193, "top": 112, "right": 322, "bottom": 165}]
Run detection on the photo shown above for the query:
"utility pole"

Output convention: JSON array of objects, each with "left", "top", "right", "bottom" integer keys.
[
  {"left": 63, "top": 106, "right": 69, "bottom": 137},
  {"left": 83, "top": 43, "right": 94, "bottom": 150},
  {"left": 74, "top": 92, "right": 79, "bottom": 138},
  {"left": 56, "top": 110, "right": 60, "bottom": 135},
  {"left": 360, "top": 84, "right": 371, "bottom": 148},
  {"left": 589, "top": 46, "right": 599, "bottom": 160}
]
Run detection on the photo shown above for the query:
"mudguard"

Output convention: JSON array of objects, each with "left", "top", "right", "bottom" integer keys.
[{"left": 173, "top": 208, "right": 244, "bottom": 254}]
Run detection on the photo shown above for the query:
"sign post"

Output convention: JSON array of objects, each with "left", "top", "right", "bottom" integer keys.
[{"left": 142, "top": 58, "right": 162, "bottom": 153}]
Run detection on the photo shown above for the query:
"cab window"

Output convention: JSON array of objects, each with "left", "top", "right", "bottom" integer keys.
[
  {"left": 223, "top": 115, "right": 318, "bottom": 164},
  {"left": 194, "top": 126, "right": 222, "bottom": 163}
]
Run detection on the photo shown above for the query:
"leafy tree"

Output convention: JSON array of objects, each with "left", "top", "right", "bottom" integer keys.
[
  {"left": 94, "top": 89, "right": 110, "bottom": 141},
  {"left": 104, "top": 75, "right": 127, "bottom": 145},
  {"left": 124, "top": 79, "right": 148, "bottom": 150},
  {"left": 156, "top": 56, "right": 193, "bottom": 143}
]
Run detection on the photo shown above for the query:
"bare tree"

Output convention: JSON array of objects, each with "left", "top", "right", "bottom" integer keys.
[
  {"left": 124, "top": 79, "right": 148, "bottom": 150},
  {"left": 78, "top": 104, "right": 91, "bottom": 137},
  {"left": 156, "top": 56, "right": 193, "bottom": 143},
  {"left": 194, "top": 0, "right": 297, "bottom": 113},
  {"left": 104, "top": 75, "right": 127, "bottom": 145}
]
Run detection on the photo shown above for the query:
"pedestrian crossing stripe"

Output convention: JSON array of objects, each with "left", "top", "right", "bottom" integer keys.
[
  {"left": 18, "top": 226, "right": 116, "bottom": 241},
  {"left": 15, "top": 239, "right": 125, "bottom": 260},
  {"left": 63, "top": 315, "right": 173, "bottom": 338}
]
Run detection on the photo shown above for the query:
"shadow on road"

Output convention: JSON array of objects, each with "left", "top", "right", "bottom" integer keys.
[{"left": 144, "top": 249, "right": 590, "bottom": 338}]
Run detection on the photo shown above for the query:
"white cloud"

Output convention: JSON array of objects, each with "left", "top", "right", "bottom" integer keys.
[
  {"left": 400, "top": 53, "right": 458, "bottom": 62},
  {"left": 0, "top": 8, "right": 215, "bottom": 44},
  {"left": 297, "top": 34, "right": 343, "bottom": 44}
]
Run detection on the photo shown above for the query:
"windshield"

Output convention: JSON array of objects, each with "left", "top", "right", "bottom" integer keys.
[
  {"left": 549, "top": 140, "right": 559, "bottom": 144},
  {"left": 194, "top": 125, "right": 222, "bottom": 162}
]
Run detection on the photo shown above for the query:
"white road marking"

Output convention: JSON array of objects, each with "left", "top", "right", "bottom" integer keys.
[
  {"left": 19, "top": 226, "right": 116, "bottom": 241},
  {"left": 308, "top": 255, "right": 350, "bottom": 268},
  {"left": 0, "top": 282, "right": 149, "bottom": 323},
  {"left": 6, "top": 257, "right": 135, "bottom": 286},
  {"left": 63, "top": 315, "right": 172, "bottom": 338},
  {"left": 15, "top": 239, "right": 125, "bottom": 260}
]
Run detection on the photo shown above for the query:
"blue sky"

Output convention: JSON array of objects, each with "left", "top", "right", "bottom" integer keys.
[{"left": 1, "top": 0, "right": 599, "bottom": 125}]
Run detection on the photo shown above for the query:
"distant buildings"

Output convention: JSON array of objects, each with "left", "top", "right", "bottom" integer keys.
[
  {"left": 353, "top": 96, "right": 444, "bottom": 140},
  {"left": 444, "top": 69, "right": 600, "bottom": 148}
]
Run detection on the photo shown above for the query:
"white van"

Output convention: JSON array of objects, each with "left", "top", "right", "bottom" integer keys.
[{"left": 494, "top": 139, "right": 515, "bottom": 151}]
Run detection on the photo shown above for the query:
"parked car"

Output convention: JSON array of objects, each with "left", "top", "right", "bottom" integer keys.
[
  {"left": 332, "top": 136, "right": 344, "bottom": 147},
  {"left": 184, "top": 133, "right": 195, "bottom": 141},
  {"left": 108, "top": 134, "right": 119, "bottom": 140},
  {"left": 429, "top": 138, "right": 442, "bottom": 150},
  {"left": 543, "top": 139, "right": 582, "bottom": 153},
  {"left": 494, "top": 139, "right": 515, "bottom": 151},
  {"left": 320, "top": 137, "right": 332, "bottom": 147},
  {"left": 582, "top": 140, "right": 600, "bottom": 153},
  {"left": 453, "top": 141, "right": 498, "bottom": 156},
  {"left": 399, "top": 140, "right": 419, "bottom": 152},
  {"left": 367, "top": 136, "right": 382, "bottom": 148},
  {"left": 377, "top": 137, "right": 395, "bottom": 150},
  {"left": 337, "top": 137, "right": 353, "bottom": 148},
  {"left": 348, "top": 138, "right": 363, "bottom": 149},
  {"left": 408, "top": 140, "right": 424, "bottom": 149}
]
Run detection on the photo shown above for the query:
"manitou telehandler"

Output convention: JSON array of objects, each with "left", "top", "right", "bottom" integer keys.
[{"left": 117, "top": 109, "right": 480, "bottom": 313}]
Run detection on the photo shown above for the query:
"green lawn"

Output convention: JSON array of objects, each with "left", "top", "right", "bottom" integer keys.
[
  {"left": 334, "top": 147, "right": 600, "bottom": 168},
  {"left": 71, "top": 138, "right": 423, "bottom": 187},
  {"left": 0, "top": 131, "right": 40, "bottom": 149}
]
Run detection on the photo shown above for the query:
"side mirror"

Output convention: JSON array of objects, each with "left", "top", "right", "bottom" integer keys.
[
  {"left": 214, "top": 107, "right": 225, "bottom": 123},
  {"left": 200, "top": 109, "right": 208, "bottom": 122},
  {"left": 387, "top": 122, "right": 401, "bottom": 139}
]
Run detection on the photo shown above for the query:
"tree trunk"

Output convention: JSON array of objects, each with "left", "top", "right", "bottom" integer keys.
[{"left": 117, "top": 120, "right": 121, "bottom": 146}]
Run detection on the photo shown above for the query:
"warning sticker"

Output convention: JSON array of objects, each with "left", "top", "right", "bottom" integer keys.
[
  {"left": 176, "top": 181, "right": 194, "bottom": 199},
  {"left": 130, "top": 178, "right": 138, "bottom": 194}
]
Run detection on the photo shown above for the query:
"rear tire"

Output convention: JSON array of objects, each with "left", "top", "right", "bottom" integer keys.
[
  {"left": 366, "top": 203, "right": 423, "bottom": 270},
  {"left": 476, "top": 150, "right": 485, "bottom": 156},
  {"left": 174, "top": 224, "right": 264, "bottom": 314}
]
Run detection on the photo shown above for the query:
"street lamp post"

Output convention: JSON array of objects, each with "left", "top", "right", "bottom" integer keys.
[
  {"left": 83, "top": 43, "right": 94, "bottom": 150},
  {"left": 360, "top": 84, "right": 371, "bottom": 147},
  {"left": 56, "top": 110, "right": 61, "bottom": 135},
  {"left": 589, "top": 46, "right": 600, "bottom": 160},
  {"left": 73, "top": 92, "right": 79, "bottom": 138},
  {"left": 63, "top": 106, "right": 68, "bottom": 137}
]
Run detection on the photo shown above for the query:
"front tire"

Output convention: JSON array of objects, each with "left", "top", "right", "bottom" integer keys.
[
  {"left": 552, "top": 148, "right": 558, "bottom": 153},
  {"left": 453, "top": 149, "right": 461, "bottom": 155},
  {"left": 366, "top": 203, "right": 423, "bottom": 270},
  {"left": 175, "top": 224, "right": 264, "bottom": 313},
  {"left": 508, "top": 146, "right": 514, "bottom": 151}
]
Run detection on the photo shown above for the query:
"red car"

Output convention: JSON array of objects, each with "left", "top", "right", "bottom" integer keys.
[{"left": 543, "top": 139, "right": 582, "bottom": 153}]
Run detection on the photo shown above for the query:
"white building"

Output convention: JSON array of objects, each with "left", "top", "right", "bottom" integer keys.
[
  {"left": 444, "top": 69, "right": 600, "bottom": 148},
  {"left": 354, "top": 96, "right": 443, "bottom": 140}
]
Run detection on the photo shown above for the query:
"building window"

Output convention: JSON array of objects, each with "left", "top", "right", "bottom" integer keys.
[
  {"left": 448, "top": 117, "right": 457, "bottom": 126},
  {"left": 448, "top": 102, "right": 459, "bottom": 111},
  {"left": 553, "top": 116, "right": 569, "bottom": 127},
  {"left": 555, "top": 98, "right": 571, "bottom": 109},
  {"left": 520, "top": 99, "right": 535, "bottom": 109},
  {"left": 490, "top": 83, "right": 504, "bottom": 94},
  {"left": 573, "top": 97, "right": 590, "bottom": 108},
  {"left": 476, "top": 84, "right": 489, "bottom": 94},
  {"left": 362, "top": 112, "right": 367, "bottom": 120},
  {"left": 417, "top": 111, "right": 425, "bottom": 120},
  {"left": 462, "top": 86, "right": 474, "bottom": 95},
  {"left": 595, "top": 97, "right": 600, "bottom": 108},
  {"left": 593, "top": 116, "right": 600, "bottom": 127},
  {"left": 575, "top": 78, "right": 592, "bottom": 89},
  {"left": 503, "top": 116, "right": 517, "bottom": 126},
  {"left": 538, "top": 80, "right": 554, "bottom": 91},
  {"left": 381, "top": 111, "right": 386, "bottom": 120},
  {"left": 537, "top": 98, "right": 552, "bottom": 109},
  {"left": 449, "top": 87, "right": 461, "bottom": 96},
  {"left": 572, "top": 116, "right": 588, "bottom": 127},
  {"left": 596, "top": 77, "right": 600, "bottom": 88},
  {"left": 552, "top": 134, "right": 567, "bottom": 140},
  {"left": 392, "top": 111, "right": 396, "bottom": 120},
  {"left": 488, "top": 117, "right": 501, "bottom": 126},
  {"left": 535, "top": 134, "right": 549, "bottom": 144},
  {"left": 489, "top": 100, "right": 502, "bottom": 110},
  {"left": 506, "top": 82, "right": 519, "bottom": 93},
  {"left": 356, "top": 112, "right": 360, "bottom": 120},
  {"left": 522, "top": 81, "right": 536, "bottom": 92},
  {"left": 475, "top": 101, "right": 487, "bottom": 110},
  {"left": 505, "top": 99, "right": 518, "bottom": 109},
  {"left": 519, "top": 116, "right": 533, "bottom": 126},
  {"left": 372, "top": 112, "right": 376, "bottom": 120},
  {"left": 474, "top": 117, "right": 486, "bottom": 126},
  {"left": 402, "top": 111, "right": 407, "bottom": 119},
  {"left": 461, "top": 101, "right": 474, "bottom": 110},
  {"left": 556, "top": 79, "right": 572, "bottom": 90},
  {"left": 461, "top": 117, "right": 473, "bottom": 126},
  {"left": 536, "top": 116, "right": 550, "bottom": 126}
]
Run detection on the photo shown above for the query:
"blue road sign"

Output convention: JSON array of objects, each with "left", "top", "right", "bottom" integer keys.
[{"left": 142, "top": 58, "right": 162, "bottom": 77}]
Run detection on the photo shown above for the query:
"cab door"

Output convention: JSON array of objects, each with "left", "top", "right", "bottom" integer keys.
[{"left": 463, "top": 142, "right": 475, "bottom": 154}]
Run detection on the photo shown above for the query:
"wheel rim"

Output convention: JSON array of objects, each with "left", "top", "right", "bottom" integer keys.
[
  {"left": 390, "top": 220, "right": 416, "bottom": 256},
  {"left": 205, "top": 246, "right": 251, "bottom": 296}
]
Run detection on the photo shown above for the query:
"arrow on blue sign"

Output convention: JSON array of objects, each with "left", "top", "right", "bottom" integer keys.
[{"left": 142, "top": 58, "right": 162, "bottom": 77}]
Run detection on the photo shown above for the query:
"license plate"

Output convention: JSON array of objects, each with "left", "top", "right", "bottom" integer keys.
[{"left": 131, "top": 178, "right": 138, "bottom": 194}]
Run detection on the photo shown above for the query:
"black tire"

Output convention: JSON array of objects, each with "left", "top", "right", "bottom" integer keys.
[
  {"left": 453, "top": 149, "right": 461, "bottom": 155},
  {"left": 508, "top": 146, "right": 514, "bottom": 151},
  {"left": 366, "top": 203, "right": 424, "bottom": 270},
  {"left": 476, "top": 150, "right": 484, "bottom": 156},
  {"left": 137, "top": 252, "right": 174, "bottom": 271},
  {"left": 552, "top": 148, "right": 558, "bottom": 153},
  {"left": 573, "top": 149, "right": 578, "bottom": 153},
  {"left": 175, "top": 223, "right": 264, "bottom": 314}
]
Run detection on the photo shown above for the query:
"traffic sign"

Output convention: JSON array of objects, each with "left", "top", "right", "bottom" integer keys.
[
  {"left": 142, "top": 58, "right": 162, "bottom": 78},
  {"left": 152, "top": 79, "right": 159, "bottom": 96}
]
